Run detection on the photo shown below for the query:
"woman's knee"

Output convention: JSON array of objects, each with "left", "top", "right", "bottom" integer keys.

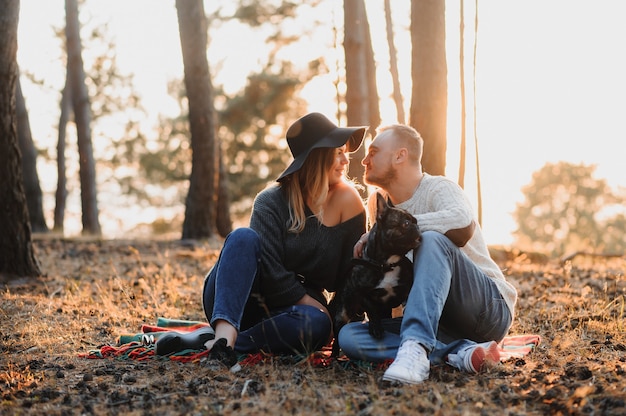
[
  {"left": 226, "top": 228, "right": 261, "bottom": 252},
  {"left": 287, "top": 305, "right": 331, "bottom": 352},
  {"left": 300, "top": 305, "right": 332, "bottom": 340}
]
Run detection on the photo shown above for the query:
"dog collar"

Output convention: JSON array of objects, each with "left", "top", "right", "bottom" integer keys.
[{"left": 351, "top": 257, "right": 401, "bottom": 274}]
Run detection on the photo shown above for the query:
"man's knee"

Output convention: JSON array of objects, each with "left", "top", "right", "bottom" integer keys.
[
  {"left": 337, "top": 322, "right": 368, "bottom": 355},
  {"left": 421, "top": 230, "right": 451, "bottom": 246}
]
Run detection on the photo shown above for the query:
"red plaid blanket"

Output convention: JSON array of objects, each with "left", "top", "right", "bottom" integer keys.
[{"left": 80, "top": 317, "right": 540, "bottom": 367}]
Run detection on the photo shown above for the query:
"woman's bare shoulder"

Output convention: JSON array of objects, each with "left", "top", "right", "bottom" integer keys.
[{"left": 329, "top": 182, "right": 365, "bottom": 220}]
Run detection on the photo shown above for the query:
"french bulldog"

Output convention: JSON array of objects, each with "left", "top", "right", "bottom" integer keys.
[{"left": 331, "top": 192, "right": 421, "bottom": 353}]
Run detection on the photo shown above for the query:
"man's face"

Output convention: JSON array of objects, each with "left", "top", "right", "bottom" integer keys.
[{"left": 362, "top": 130, "right": 397, "bottom": 188}]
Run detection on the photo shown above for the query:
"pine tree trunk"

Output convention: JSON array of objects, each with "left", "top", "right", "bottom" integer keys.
[
  {"left": 343, "top": 0, "right": 379, "bottom": 191},
  {"left": 16, "top": 74, "right": 48, "bottom": 232},
  {"left": 176, "top": 0, "right": 220, "bottom": 239},
  {"left": 458, "top": 0, "right": 467, "bottom": 188},
  {"left": 472, "top": 0, "right": 483, "bottom": 224},
  {"left": 0, "top": 0, "right": 42, "bottom": 279},
  {"left": 409, "top": 0, "right": 448, "bottom": 175},
  {"left": 384, "top": 0, "right": 405, "bottom": 124},
  {"left": 54, "top": 80, "right": 70, "bottom": 232},
  {"left": 65, "top": 0, "right": 101, "bottom": 235}
]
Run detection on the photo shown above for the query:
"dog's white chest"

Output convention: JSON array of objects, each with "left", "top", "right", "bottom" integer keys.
[{"left": 375, "top": 255, "right": 403, "bottom": 301}]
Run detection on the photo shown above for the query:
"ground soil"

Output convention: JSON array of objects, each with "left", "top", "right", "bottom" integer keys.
[{"left": 1, "top": 237, "right": 625, "bottom": 415}]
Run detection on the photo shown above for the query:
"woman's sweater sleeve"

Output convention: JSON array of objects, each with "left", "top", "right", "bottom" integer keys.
[{"left": 249, "top": 190, "right": 307, "bottom": 307}]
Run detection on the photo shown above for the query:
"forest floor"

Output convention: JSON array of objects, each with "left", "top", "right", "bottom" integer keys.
[{"left": 1, "top": 236, "right": 625, "bottom": 415}]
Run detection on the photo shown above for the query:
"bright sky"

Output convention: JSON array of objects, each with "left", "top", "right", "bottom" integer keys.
[{"left": 16, "top": 0, "right": 626, "bottom": 244}]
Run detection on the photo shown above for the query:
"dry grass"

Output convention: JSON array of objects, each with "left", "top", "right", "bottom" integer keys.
[{"left": 1, "top": 238, "right": 625, "bottom": 415}]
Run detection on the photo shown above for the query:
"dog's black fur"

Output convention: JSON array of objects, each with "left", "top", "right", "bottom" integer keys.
[{"left": 330, "top": 193, "right": 421, "bottom": 354}]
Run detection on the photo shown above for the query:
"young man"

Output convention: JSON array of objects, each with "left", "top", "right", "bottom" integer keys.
[{"left": 338, "top": 124, "right": 517, "bottom": 384}]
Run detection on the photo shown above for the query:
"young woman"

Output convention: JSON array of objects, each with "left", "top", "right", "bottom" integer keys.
[{"left": 157, "top": 113, "right": 367, "bottom": 361}]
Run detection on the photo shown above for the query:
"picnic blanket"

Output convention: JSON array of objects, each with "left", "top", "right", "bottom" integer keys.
[{"left": 79, "top": 317, "right": 541, "bottom": 368}]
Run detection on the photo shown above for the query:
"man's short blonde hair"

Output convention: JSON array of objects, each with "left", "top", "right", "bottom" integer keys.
[{"left": 377, "top": 124, "right": 423, "bottom": 165}]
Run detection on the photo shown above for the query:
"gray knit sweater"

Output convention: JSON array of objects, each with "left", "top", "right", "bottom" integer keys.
[{"left": 250, "top": 185, "right": 366, "bottom": 308}]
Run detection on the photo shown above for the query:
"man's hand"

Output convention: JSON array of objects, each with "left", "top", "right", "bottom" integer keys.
[{"left": 353, "top": 232, "right": 369, "bottom": 258}]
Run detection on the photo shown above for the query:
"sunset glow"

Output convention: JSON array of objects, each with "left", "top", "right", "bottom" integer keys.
[{"left": 17, "top": 0, "right": 626, "bottom": 244}]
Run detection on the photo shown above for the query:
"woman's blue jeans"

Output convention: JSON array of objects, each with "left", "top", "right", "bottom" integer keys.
[
  {"left": 202, "top": 228, "right": 331, "bottom": 355},
  {"left": 338, "top": 231, "right": 512, "bottom": 363}
]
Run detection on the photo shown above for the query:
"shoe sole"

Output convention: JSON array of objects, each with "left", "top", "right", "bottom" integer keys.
[
  {"left": 382, "top": 365, "right": 429, "bottom": 385},
  {"left": 155, "top": 326, "right": 215, "bottom": 355},
  {"left": 470, "top": 341, "right": 500, "bottom": 372},
  {"left": 382, "top": 373, "right": 427, "bottom": 385}
]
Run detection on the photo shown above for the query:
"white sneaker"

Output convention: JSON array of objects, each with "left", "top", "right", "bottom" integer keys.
[
  {"left": 446, "top": 341, "right": 500, "bottom": 373},
  {"left": 382, "top": 339, "right": 430, "bottom": 384}
]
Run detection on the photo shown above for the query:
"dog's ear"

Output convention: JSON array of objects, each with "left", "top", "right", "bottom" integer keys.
[
  {"left": 376, "top": 192, "right": 388, "bottom": 222},
  {"left": 386, "top": 196, "right": 395, "bottom": 208}
]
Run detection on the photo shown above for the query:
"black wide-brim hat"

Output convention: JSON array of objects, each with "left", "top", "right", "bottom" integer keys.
[{"left": 277, "top": 112, "right": 368, "bottom": 181}]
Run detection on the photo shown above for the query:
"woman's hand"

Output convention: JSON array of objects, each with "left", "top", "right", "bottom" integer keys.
[{"left": 353, "top": 232, "right": 369, "bottom": 258}]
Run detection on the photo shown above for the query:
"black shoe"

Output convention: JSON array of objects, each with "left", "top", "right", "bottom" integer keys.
[
  {"left": 208, "top": 338, "right": 238, "bottom": 369},
  {"left": 154, "top": 326, "right": 215, "bottom": 356}
]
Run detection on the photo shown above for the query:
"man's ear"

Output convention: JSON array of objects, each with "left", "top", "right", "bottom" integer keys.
[{"left": 395, "top": 148, "right": 408, "bottom": 164}]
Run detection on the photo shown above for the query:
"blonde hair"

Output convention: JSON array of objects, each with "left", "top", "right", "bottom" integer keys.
[
  {"left": 280, "top": 147, "right": 337, "bottom": 233},
  {"left": 377, "top": 124, "right": 423, "bottom": 165}
]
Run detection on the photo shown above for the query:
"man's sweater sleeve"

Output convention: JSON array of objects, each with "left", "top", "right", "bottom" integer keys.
[
  {"left": 413, "top": 179, "right": 474, "bottom": 234},
  {"left": 372, "top": 178, "right": 475, "bottom": 234}
]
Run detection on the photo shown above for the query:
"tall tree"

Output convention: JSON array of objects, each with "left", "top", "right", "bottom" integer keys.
[
  {"left": 409, "top": 0, "right": 447, "bottom": 175},
  {"left": 343, "top": 0, "right": 380, "bottom": 188},
  {"left": 54, "top": 76, "right": 70, "bottom": 232},
  {"left": 457, "top": 0, "right": 467, "bottom": 188},
  {"left": 472, "top": 0, "right": 483, "bottom": 225},
  {"left": 0, "top": 0, "right": 41, "bottom": 279},
  {"left": 65, "top": 0, "right": 101, "bottom": 235},
  {"left": 176, "top": 0, "right": 220, "bottom": 239},
  {"left": 16, "top": 73, "right": 48, "bottom": 232},
  {"left": 384, "top": 0, "right": 405, "bottom": 124}
]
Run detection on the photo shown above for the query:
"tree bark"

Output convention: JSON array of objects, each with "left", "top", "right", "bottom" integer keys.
[
  {"left": 176, "top": 0, "right": 219, "bottom": 239},
  {"left": 384, "top": 0, "right": 405, "bottom": 124},
  {"left": 16, "top": 73, "right": 48, "bottom": 232},
  {"left": 0, "top": 0, "right": 42, "bottom": 279},
  {"left": 409, "top": 0, "right": 448, "bottom": 175},
  {"left": 458, "top": 0, "right": 467, "bottom": 188},
  {"left": 343, "top": 0, "right": 380, "bottom": 190},
  {"left": 65, "top": 0, "right": 101, "bottom": 235},
  {"left": 473, "top": 0, "right": 483, "bottom": 224},
  {"left": 54, "top": 79, "right": 70, "bottom": 232}
]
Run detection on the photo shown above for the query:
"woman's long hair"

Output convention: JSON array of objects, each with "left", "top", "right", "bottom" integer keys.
[{"left": 280, "top": 147, "right": 337, "bottom": 233}]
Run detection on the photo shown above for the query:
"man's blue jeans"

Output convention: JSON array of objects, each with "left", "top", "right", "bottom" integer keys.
[
  {"left": 338, "top": 231, "right": 512, "bottom": 363},
  {"left": 202, "top": 228, "right": 331, "bottom": 355}
]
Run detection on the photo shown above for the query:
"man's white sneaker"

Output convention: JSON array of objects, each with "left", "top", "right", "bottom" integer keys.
[
  {"left": 382, "top": 339, "right": 430, "bottom": 384},
  {"left": 446, "top": 341, "right": 500, "bottom": 373}
]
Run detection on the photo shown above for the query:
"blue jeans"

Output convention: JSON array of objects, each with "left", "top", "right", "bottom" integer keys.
[
  {"left": 202, "top": 228, "right": 331, "bottom": 355},
  {"left": 338, "top": 231, "right": 512, "bottom": 363}
]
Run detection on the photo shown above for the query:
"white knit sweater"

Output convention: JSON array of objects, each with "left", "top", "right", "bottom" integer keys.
[{"left": 368, "top": 173, "right": 517, "bottom": 316}]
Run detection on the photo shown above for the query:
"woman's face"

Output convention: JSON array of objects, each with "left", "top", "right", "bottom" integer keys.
[{"left": 328, "top": 145, "right": 349, "bottom": 185}]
